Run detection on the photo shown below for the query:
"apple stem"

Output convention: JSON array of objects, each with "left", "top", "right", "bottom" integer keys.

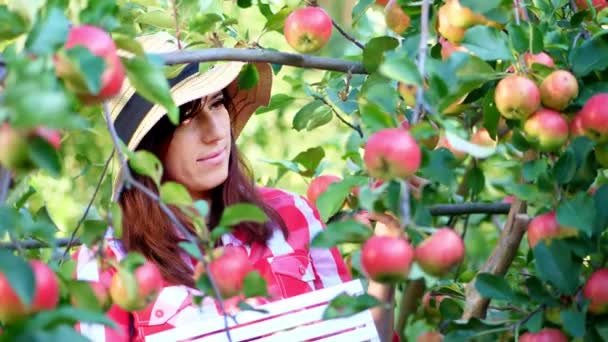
[
  {"left": 59, "top": 151, "right": 114, "bottom": 265},
  {"left": 101, "top": 101, "right": 236, "bottom": 342}
]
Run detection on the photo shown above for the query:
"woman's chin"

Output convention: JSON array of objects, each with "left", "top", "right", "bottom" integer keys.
[{"left": 189, "top": 170, "right": 229, "bottom": 195}]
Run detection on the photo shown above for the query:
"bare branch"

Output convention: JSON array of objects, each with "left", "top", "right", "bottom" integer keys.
[
  {"left": 0, "top": 167, "right": 10, "bottom": 203},
  {"left": 461, "top": 200, "right": 529, "bottom": 320},
  {"left": 315, "top": 95, "right": 363, "bottom": 137},
  {"left": 60, "top": 150, "right": 115, "bottom": 264},
  {"left": 396, "top": 279, "right": 426, "bottom": 340},
  {"left": 157, "top": 48, "right": 367, "bottom": 74},
  {"left": 332, "top": 19, "right": 365, "bottom": 50}
]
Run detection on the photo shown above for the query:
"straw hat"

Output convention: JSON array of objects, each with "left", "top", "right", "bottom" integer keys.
[{"left": 109, "top": 31, "right": 273, "bottom": 199}]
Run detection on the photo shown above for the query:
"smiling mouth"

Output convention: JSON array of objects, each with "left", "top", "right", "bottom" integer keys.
[{"left": 197, "top": 147, "right": 226, "bottom": 162}]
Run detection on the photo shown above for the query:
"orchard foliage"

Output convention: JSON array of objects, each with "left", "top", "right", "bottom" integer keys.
[{"left": 0, "top": 0, "right": 607, "bottom": 341}]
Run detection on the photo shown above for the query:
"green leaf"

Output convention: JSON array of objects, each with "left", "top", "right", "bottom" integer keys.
[
  {"left": 311, "top": 219, "right": 373, "bottom": 248},
  {"left": 553, "top": 149, "right": 576, "bottom": 184},
  {"left": 0, "top": 250, "right": 35, "bottom": 306},
  {"left": 25, "top": 7, "right": 70, "bottom": 55},
  {"left": 193, "top": 200, "right": 209, "bottom": 218},
  {"left": 113, "top": 34, "right": 145, "bottom": 57},
  {"left": 556, "top": 192, "right": 596, "bottom": 237},
  {"left": 263, "top": 7, "right": 291, "bottom": 32},
  {"left": 475, "top": 273, "right": 515, "bottom": 301},
  {"left": 237, "top": 0, "right": 252, "bottom": 7},
  {"left": 189, "top": 13, "right": 223, "bottom": 34},
  {"left": 0, "top": 5, "right": 28, "bottom": 40},
  {"left": 359, "top": 102, "right": 395, "bottom": 133},
  {"left": 524, "top": 276, "right": 558, "bottom": 304},
  {"left": 292, "top": 100, "right": 332, "bottom": 131},
  {"left": 128, "top": 150, "right": 163, "bottom": 186},
  {"left": 533, "top": 240, "right": 580, "bottom": 295},
  {"left": 160, "top": 182, "right": 193, "bottom": 206},
  {"left": 560, "top": 309, "right": 586, "bottom": 337},
  {"left": 352, "top": 0, "right": 374, "bottom": 24},
  {"left": 439, "top": 298, "right": 463, "bottom": 320},
  {"left": 363, "top": 37, "right": 399, "bottom": 73},
  {"left": 65, "top": 46, "right": 106, "bottom": 95},
  {"left": 28, "top": 137, "right": 62, "bottom": 177},
  {"left": 523, "top": 159, "right": 548, "bottom": 182},
  {"left": 19, "top": 325, "right": 91, "bottom": 342},
  {"left": 323, "top": 293, "right": 382, "bottom": 320},
  {"left": 597, "top": 322, "right": 608, "bottom": 341},
  {"left": 507, "top": 22, "right": 529, "bottom": 54},
  {"left": 219, "top": 203, "right": 268, "bottom": 227},
  {"left": 238, "top": 63, "right": 259, "bottom": 90},
  {"left": 26, "top": 306, "right": 116, "bottom": 330},
  {"left": 257, "top": 94, "right": 295, "bottom": 114},
  {"left": 483, "top": 88, "right": 500, "bottom": 139},
  {"left": 292, "top": 147, "right": 325, "bottom": 177},
  {"left": 570, "top": 33, "right": 608, "bottom": 77},
  {"left": 135, "top": 10, "right": 174, "bottom": 29},
  {"left": 243, "top": 271, "right": 269, "bottom": 298},
  {"left": 79, "top": 0, "right": 120, "bottom": 32},
  {"left": 123, "top": 56, "right": 179, "bottom": 124},
  {"left": 81, "top": 220, "right": 108, "bottom": 247},
  {"left": 178, "top": 241, "right": 203, "bottom": 260},
  {"left": 317, "top": 176, "right": 368, "bottom": 222},
  {"left": 420, "top": 149, "right": 457, "bottom": 186},
  {"left": 461, "top": 26, "right": 513, "bottom": 61},
  {"left": 65, "top": 280, "right": 102, "bottom": 312},
  {"left": 523, "top": 309, "right": 544, "bottom": 333},
  {"left": 109, "top": 202, "right": 123, "bottom": 238},
  {"left": 378, "top": 49, "right": 423, "bottom": 86},
  {"left": 593, "top": 185, "right": 608, "bottom": 233}
]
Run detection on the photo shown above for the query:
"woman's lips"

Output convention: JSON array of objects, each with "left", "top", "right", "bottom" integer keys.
[{"left": 197, "top": 148, "right": 226, "bottom": 165}]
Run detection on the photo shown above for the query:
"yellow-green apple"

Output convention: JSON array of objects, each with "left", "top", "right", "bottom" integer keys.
[
  {"left": 439, "top": 37, "right": 468, "bottom": 60},
  {"left": 385, "top": 0, "right": 411, "bottom": 34},
  {"left": 361, "top": 235, "right": 414, "bottom": 283},
  {"left": 540, "top": 70, "right": 579, "bottom": 110},
  {"left": 0, "top": 123, "right": 29, "bottom": 171},
  {"left": 110, "top": 260, "right": 163, "bottom": 311},
  {"left": 527, "top": 211, "right": 578, "bottom": 249},
  {"left": 579, "top": 93, "right": 608, "bottom": 142},
  {"left": 470, "top": 128, "right": 497, "bottom": 147},
  {"left": 364, "top": 128, "right": 421, "bottom": 180},
  {"left": 415, "top": 228, "right": 465, "bottom": 277},
  {"left": 398, "top": 82, "right": 417, "bottom": 107},
  {"left": 443, "top": 0, "right": 488, "bottom": 28},
  {"left": 523, "top": 109, "right": 569, "bottom": 152},
  {"left": 284, "top": 7, "right": 333, "bottom": 53},
  {"left": 583, "top": 268, "right": 608, "bottom": 314},
  {"left": 437, "top": 4, "right": 467, "bottom": 44},
  {"left": 494, "top": 75, "right": 541, "bottom": 120}
]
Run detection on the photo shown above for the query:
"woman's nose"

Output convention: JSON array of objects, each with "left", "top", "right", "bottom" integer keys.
[{"left": 198, "top": 109, "right": 224, "bottom": 143}]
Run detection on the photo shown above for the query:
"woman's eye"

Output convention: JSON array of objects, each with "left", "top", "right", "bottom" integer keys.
[{"left": 210, "top": 99, "right": 224, "bottom": 109}]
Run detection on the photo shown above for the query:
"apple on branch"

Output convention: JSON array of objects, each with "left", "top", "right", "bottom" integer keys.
[
  {"left": 385, "top": 0, "right": 411, "bottom": 34},
  {"left": 579, "top": 93, "right": 608, "bottom": 143},
  {"left": 307, "top": 174, "right": 342, "bottom": 206},
  {"left": 361, "top": 235, "right": 414, "bottom": 283},
  {"left": 583, "top": 268, "right": 608, "bottom": 314},
  {"left": 523, "top": 109, "right": 569, "bottom": 152},
  {"left": 283, "top": 7, "right": 332, "bottom": 53},
  {"left": 494, "top": 75, "right": 541, "bottom": 121},
  {"left": 540, "top": 70, "right": 579, "bottom": 111},
  {"left": 364, "top": 128, "right": 421, "bottom": 181},
  {"left": 527, "top": 211, "right": 578, "bottom": 249},
  {"left": 110, "top": 260, "right": 163, "bottom": 311},
  {"left": 196, "top": 246, "right": 254, "bottom": 299},
  {"left": 415, "top": 228, "right": 465, "bottom": 277}
]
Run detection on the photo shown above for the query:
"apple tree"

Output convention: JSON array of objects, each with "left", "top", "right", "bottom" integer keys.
[{"left": 0, "top": 0, "right": 608, "bottom": 341}]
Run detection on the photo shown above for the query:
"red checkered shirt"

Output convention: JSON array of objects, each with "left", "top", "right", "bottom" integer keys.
[{"left": 73, "top": 187, "right": 352, "bottom": 341}]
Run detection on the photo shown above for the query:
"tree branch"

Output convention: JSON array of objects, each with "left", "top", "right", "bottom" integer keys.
[
  {"left": 315, "top": 95, "right": 363, "bottom": 137},
  {"left": 412, "top": 0, "right": 431, "bottom": 122},
  {"left": 157, "top": 48, "right": 367, "bottom": 74},
  {"left": 396, "top": 279, "right": 426, "bottom": 340},
  {"left": 332, "top": 19, "right": 365, "bottom": 50},
  {"left": 461, "top": 199, "right": 529, "bottom": 320},
  {"left": 0, "top": 167, "right": 11, "bottom": 203},
  {"left": 2, "top": 202, "right": 514, "bottom": 250},
  {"left": 59, "top": 150, "right": 114, "bottom": 263}
]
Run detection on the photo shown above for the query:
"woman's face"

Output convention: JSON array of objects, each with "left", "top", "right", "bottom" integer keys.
[{"left": 161, "top": 91, "right": 232, "bottom": 200}]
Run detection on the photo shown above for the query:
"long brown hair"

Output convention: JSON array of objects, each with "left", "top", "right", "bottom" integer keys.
[{"left": 118, "top": 94, "right": 288, "bottom": 287}]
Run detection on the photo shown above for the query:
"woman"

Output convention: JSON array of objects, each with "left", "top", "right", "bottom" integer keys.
[{"left": 73, "top": 32, "right": 396, "bottom": 341}]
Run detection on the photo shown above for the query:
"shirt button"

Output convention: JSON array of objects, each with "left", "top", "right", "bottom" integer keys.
[
  {"left": 299, "top": 266, "right": 306, "bottom": 275},
  {"left": 155, "top": 310, "right": 164, "bottom": 318}
]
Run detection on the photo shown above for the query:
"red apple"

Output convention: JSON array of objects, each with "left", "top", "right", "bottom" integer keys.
[
  {"left": 32, "top": 127, "right": 61, "bottom": 150},
  {"left": 284, "top": 7, "right": 332, "bottom": 53},
  {"left": 439, "top": 37, "right": 468, "bottom": 60},
  {"left": 56, "top": 25, "right": 125, "bottom": 104},
  {"left": 523, "top": 52, "right": 555, "bottom": 69},
  {"left": 580, "top": 93, "right": 608, "bottom": 142},
  {"left": 575, "top": 0, "right": 608, "bottom": 10},
  {"left": 376, "top": 0, "right": 389, "bottom": 5},
  {"left": 110, "top": 260, "right": 163, "bottom": 311},
  {"left": 0, "top": 260, "right": 60, "bottom": 323},
  {"left": 417, "top": 331, "right": 443, "bottom": 342},
  {"left": 523, "top": 109, "right": 569, "bottom": 152},
  {"left": 570, "top": 113, "right": 586, "bottom": 138},
  {"left": 495, "top": 75, "right": 541, "bottom": 120},
  {"left": 583, "top": 268, "right": 608, "bottom": 314},
  {"left": 307, "top": 174, "right": 342, "bottom": 206},
  {"left": 0, "top": 123, "right": 29, "bottom": 171},
  {"left": 540, "top": 70, "right": 579, "bottom": 110},
  {"left": 415, "top": 228, "right": 465, "bottom": 277},
  {"left": 527, "top": 211, "right": 578, "bottom": 249},
  {"left": 361, "top": 235, "right": 414, "bottom": 283},
  {"left": 520, "top": 328, "right": 568, "bottom": 342},
  {"left": 385, "top": 0, "right": 411, "bottom": 34},
  {"left": 364, "top": 128, "right": 421, "bottom": 180},
  {"left": 208, "top": 246, "right": 253, "bottom": 298}
]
